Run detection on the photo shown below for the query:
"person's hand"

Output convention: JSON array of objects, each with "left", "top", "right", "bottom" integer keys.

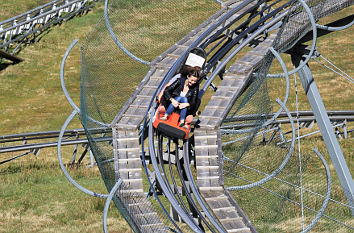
[
  {"left": 179, "top": 103, "right": 190, "bottom": 109},
  {"left": 171, "top": 99, "right": 179, "bottom": 107}
]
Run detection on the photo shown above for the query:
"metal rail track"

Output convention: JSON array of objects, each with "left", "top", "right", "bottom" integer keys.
[
  {"left": 111, "top": 1, "right": 264, "bottom": 232},
  {"left": 143, "top": 0, "right": 283, "bottom": 232},
  {"left": 1, "top": 0, "right": 351, "bottom": 231},
  {"left": 144, "top": 1, "right": 291, "bottom": 232},
  {"left": 0, "top": 127, "right": 111, "bottom": 152},
  {"left": 46, "top": 0, "right": 353, "bottom": 231},
  {"left": 107, "top": 0, "right": 354, "bottom": 232},
  {"left": 188, "top": 1, "right": 353, "bottom": 233},
  {"left": 0, "top": 127, "right": 111, "bottom": 166},
  {"left": 1, "top": 110, "right": 351, "bottom": 154},
  {"left": 0, "top": 0, "right": 94, "bottom": 53}
]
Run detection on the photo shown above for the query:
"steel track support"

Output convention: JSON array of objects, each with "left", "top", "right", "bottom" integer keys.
[{"left": 292, "top": 55, "right": 354, "bottom": 215}]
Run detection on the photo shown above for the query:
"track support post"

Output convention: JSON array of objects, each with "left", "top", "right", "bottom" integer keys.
[{"left": 292, "top": 54, "right": 354, "bottom": 215}]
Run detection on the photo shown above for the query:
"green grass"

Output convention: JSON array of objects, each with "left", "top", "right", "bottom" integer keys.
[
  {"left": 0, "top": 2, "right": 132, "bottom": 232},
  {"left": 0, "top": 3, "right": 106, "bottom": 135},
  {"left": 0, "top": 1, "right": 353, "bottom": 233},
  {"left": 0, "top": 152, "right": 131, "bottom": 233},
  {"left": 0, "top": 0, "right": 51, "bottom": 22}
]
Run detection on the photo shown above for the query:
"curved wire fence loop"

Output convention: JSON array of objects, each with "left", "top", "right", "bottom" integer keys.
[
  {"left": 267, "top": 0, "right": 318, "bottom": 78},
  {"left": 201, "top": 9, "right": 289, "bottom": 93},
  {"left": 226, "top": 98, "right": 296, "bottom": 190},
  {"left": 60, "top": 39, "right": 80, "bottom": 113},
  {"left": 60, "top": 39, "right": 109, "bottom": 127},
  {"left": 262, "top": 47, "right": 290, "bottom": 126},
  {"left": 103, "top": 179, "right": 123, "bottom": 233},
  {"left": 57, "top": 110, "right": 108, "bottom": 198},
  {"left": 104, "top": 0, "right": 150, "bottom": 66},
  {"left": 300, "top": 148, "right": 332, "bottom": 233},
  {"left": 316, "top": 19, "right": 354, "bottom": 31}
]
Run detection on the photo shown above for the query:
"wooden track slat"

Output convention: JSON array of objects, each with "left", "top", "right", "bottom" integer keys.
[
  {"left": 194, "top": 24, "right": 280, "bottom": 233},
  {"left": 108, "top": 0, "right": 308, "bottom": 230}
]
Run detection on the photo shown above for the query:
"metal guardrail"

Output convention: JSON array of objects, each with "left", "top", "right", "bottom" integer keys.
[
  {"left": 3, "top": 111, "right": 349, "bottom": 154},
  {"left": 223, "top": 110, "right": 354, "bottom": 122},
  {"left": 0, "top": 127, "right": 109, "bottom": 142},
  {"left": 0, "top": 127, "right": 111, "bottom": 153},
  {"left": 222, "top": 110, "right": 354, "bottom": 129},
  {"left": 0, "top": 127, "right": 111, "bottom": 166}
]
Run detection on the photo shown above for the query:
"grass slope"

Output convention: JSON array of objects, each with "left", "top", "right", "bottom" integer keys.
[
  {"left": 0, "top": 0, "right": 51, "bottom": 22},
  {"left": 0, "top": 2, "right": 128, "bottom": 232},
  {"left": 0, "top": 1, "right": 353, "bottom": 232}
]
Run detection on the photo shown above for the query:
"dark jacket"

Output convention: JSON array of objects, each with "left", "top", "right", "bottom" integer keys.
[{"left": 161, "top": 76, "right": 200, "bottom": 116}]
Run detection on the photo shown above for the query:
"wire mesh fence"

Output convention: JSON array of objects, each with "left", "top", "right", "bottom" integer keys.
[
  {"left": 221, "top": 0, "right": 354, "bottom": 232},
  {"left": 79, "top": 0, "right": 220, "bottom": 231},
  {"left": 77, "top": 0, "right": 353, "bottom": 232}
]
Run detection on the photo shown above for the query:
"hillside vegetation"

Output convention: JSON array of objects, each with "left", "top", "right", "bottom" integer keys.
[
  {"left": 0, "top": 1, "right": 352, "bottom": 232},
  {"left": 0, "top": 2, "right": 124, "bottom": 232}
]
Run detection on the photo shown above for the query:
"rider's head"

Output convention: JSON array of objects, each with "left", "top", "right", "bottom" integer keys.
[{"left": 181, "top": 65, "right": 201, "bottom": 87}]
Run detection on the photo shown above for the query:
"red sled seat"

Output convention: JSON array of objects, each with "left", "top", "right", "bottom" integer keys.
[{"left": 153, "top": 106, "right": 193, "bottom": 140}]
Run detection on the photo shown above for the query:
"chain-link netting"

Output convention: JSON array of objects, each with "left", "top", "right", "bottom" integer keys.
[
  {"left": 79, "top": 0, "right": 220, "bottom": 231},
  {"left": 221, "top": 53, "right": 273, "bottom": 167},
  {"left": 221, "top": 0, "right": 353, "bottom": 232},
  {"left": 77, "top": 0, "right": 353, "bottom": 231},
  {"left": 275, "top": 0, "right": 353, "bottom": 53}
]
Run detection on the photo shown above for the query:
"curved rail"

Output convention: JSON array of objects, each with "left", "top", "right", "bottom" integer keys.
[
  {"left": 103, "top": 0, "right": 150, "bottom": 65},
  {"left": 69, "top": 0, "right": 354, "bottom": 232},
  {"left": 182, "top": 139, "right": 228, "bottom": 233},
  {"left": 301, "top": 148, "right": 332, "bottom": 233},
  {"left": 141, "top": 2, "right": 265, "bottom": 232},
  {"left": 109, "top": 1, "right": 266, "bottom": 232},
  {"left": 174, "top": 141, "right": 219, "bottom": 232},
  {"left": 226, "top": 99, "right": 295, "bottom": 190},
  {"left": 57, "top": 110, "right": 108, "bottom": 198},
  {"left": 150, "top": 1, "right": 352, "bottom": 232},
  {"left": 147, "top": 108, "right": 203, "bottom": 232},
  {"left": 60, "top": 38, "right": 110, "bottom": 127}
]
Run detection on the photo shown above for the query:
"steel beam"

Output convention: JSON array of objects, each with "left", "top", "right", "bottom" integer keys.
[{"left": 292, "top": 55, "right": 354, "bottom": 215}]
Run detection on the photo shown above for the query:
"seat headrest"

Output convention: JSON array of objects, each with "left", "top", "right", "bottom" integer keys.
[{"left": 185, "top": 53, "right": 205, "bottom": 68}]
